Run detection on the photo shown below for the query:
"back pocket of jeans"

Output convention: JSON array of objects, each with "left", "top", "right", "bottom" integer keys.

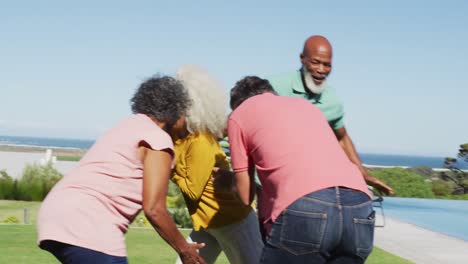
[
  {"left": 353, "top": 212, "right": 375, "bottom": 259},
  {"left": 279, "top": 210, "right": 327, "bottom": 255}
]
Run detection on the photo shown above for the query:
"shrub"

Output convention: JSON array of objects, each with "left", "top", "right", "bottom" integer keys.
[
  {"left": 460, "top": 179, "right": 468, "bottom": 187},
  {"left": 3, "top": 216, "right": 20, "bottom": 224},
  {"left": 406, "top": 166, "right": 435, "bottom": 178},
  {"left": 0, "top": 170, "right": 10, "bottom": 179},
  {"left": 371, "top": 168, "right": 435, "bottom": 198},
  {"left": 167, "top": 181, "right": 182, "bottom": 196},
  {"left": 167, "top": 195, "right": 186, "bottom": 209},
  {"left": 15, "top": 162, "right": 63, "bottom": 201},
  {"left": 431, "top": 180, "right": 452, "bottom": 196},
  {"left": 167, "top": 181, "right": 187, "bottom": 208},
  {"left": 166, "top": 181, "right": 192, "bottom": 228},
  {"left": 0, "top": 170, "right": 15, "bottom": 199},
  {"left": 170, "top": 208, "right": 193, "bottom": 228}
]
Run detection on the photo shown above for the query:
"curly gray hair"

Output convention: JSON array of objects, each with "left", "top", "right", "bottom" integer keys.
[{"left": 131, "top": 75, "right": 191, "bottom": 127}]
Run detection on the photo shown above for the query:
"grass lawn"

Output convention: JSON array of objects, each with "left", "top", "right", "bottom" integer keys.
[
  {"left": 0, "top": 200, "right": 412, "bottom": 263},
  {"left": 0, "top": 225, "right": 412, "bottom": 264},
  {"left": 0, "top": 225, "right": 219, "bottom": 264},
  {"left": 0, "top": 200, "right": 42, "bottom": 224}
]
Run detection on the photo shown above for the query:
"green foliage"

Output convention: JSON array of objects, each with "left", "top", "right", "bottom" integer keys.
[
  {"left": 0, "top": 170, "right": 11, "bottom": 179},
  {"left": 442, "top": 143, "right": 468, "bottom": 195},
  {"left": 460, "top": 179, "right": 468, "bottom": 187},
  {"left": 166, "top": 181, "right": 186, "bottom": 208},
  {"left": 0, "top": 163, "right": 63, "bottom": 201},
  {"left": 0, "top": 170, "right": 15, "bottom": 200},
  {"left": 166, "top": 195, "right": 186, "bottom": 208},
  {"left": 431, "top": 180, "right": 452, "bottom": 196},
  {"left": 439, "top": 171, "right": 465, "bottom": 187},
  {"left": 166, "top": 181, "right": 192, "bottom": 228},
  {"left": 406, "top": 166, "right": 434, "bottom": 178},
  {"left": 56, "top": 155, "right": 82, "bottom": 162},
  {"left": 169, "top": 208, "right": 193, "bottom": 228},
  {"left": 167, "top": 181, "right": 182, "bottom": 197},
  {"left": 15, "top": 162, "right": 63, "bottom": 201},
  {"left": 445, "top": 157, "right": 457, "bottom": 163},
  {"left": 2, "top": 215, "right": 20, "bottom": 223},
  {"left": 458, "top": 143, "right": 468, "bottom": 162},
  {"left": 371, "top": 168, "right": 435, "bottom": 198},
  {"left": 434, "top": 193, "right": 468, "bottom": 200}
]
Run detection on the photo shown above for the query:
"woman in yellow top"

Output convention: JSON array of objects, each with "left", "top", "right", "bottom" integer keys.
[{"left": 173, "top": 65, "right": 263, "bottom": 264}]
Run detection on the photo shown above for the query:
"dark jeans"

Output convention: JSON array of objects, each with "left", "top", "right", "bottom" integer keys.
[
  {"left": 40, "top": 240, "right": 128, "bottom": 264},
  {"left": 260, "top": 187, "right": 375, "bottom": 264}
]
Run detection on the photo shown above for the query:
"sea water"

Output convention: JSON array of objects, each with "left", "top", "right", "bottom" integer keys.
[
  {"left": 0, "top": 135, "right": 94, "bottom": 149},
  {"left": 2, "top": 135, "right": 467, "bottom": 169}
]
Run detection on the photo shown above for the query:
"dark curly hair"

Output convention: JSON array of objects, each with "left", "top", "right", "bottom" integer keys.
[
  {"left": 131, "top": 75, "right": 191, "bottom": 127},
  {"left": 230, "top": 76, "right": 277, "bottom": 110}
]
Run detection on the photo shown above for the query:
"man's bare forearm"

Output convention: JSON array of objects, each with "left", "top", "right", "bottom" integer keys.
[{"left": 334, "top": 127, "right": 394, "bottom": 195}]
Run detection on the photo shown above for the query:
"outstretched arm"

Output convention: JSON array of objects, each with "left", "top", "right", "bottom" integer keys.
[
  {"left": 141, "top": 146, "right": 206, "bottom": 264},
  {"left": 334, "top": 127, "right": 394, "bottom": 195}
]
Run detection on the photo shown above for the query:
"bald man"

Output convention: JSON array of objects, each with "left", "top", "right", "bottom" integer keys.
[{"left": 267, "top": 35, "right": 393, "bottom": 195}]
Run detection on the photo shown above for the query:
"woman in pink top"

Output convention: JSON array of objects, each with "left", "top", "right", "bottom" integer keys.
[
  {"left": 228, "top": 76, "right": 390, "bottom": 264},
  {"left": 37, "top": 76, "right": 206, "bottom": 264}
]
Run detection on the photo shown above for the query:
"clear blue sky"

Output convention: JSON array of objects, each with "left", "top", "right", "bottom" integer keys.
[{"left": 1, "top": 0, "right": 467, "bottom": 156}]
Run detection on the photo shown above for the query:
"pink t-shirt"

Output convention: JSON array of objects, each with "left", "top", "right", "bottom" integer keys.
[
  {"left": 37, "top": 114, "right": 173, "bottom": 256},
  {"left": 228, "top": 93, "right": 371, "bottom": 226}
]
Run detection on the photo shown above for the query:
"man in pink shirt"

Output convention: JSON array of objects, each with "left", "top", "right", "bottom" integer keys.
[
  {"left": 37, "top": 76, "right": 206, "bottom": 264},
  {"left": 228, "top": 76, "right": 379, "bottom": 263}
]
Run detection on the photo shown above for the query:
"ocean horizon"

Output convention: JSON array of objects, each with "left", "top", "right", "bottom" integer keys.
[{"left": 1, "top": 135, "right": 467, "bottom": 169}]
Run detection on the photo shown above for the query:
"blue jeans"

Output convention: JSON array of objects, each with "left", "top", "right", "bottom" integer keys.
[
  {"left": 40, "top": 240, "right": 128, "bottom": 264},
  {"left": 261, "top": 187, "right": 375, "bottom": 264},
  {"left": 175, "top": 210, "right": 264, "bottom": 264}
]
